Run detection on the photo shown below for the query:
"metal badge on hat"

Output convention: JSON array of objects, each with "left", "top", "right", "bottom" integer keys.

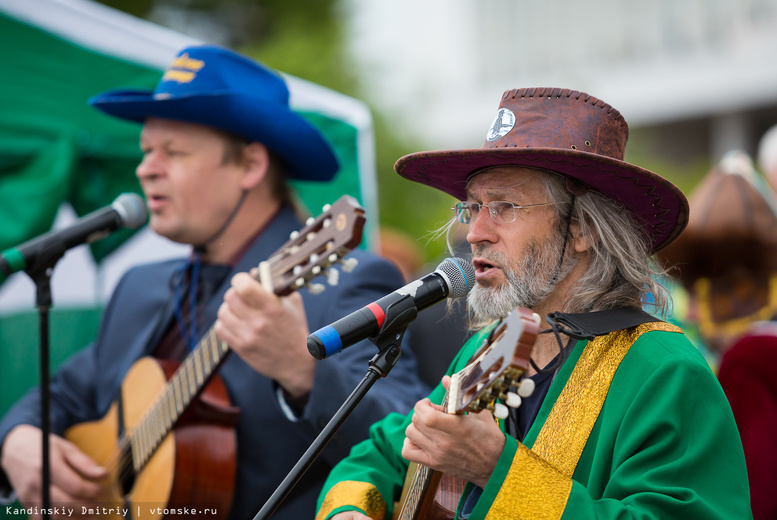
[{"left": 487, "top": 108, "right": 516, "bottom": 142}]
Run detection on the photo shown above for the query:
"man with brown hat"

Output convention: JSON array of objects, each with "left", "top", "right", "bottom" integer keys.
[{"left": 315, "top": 88, "right": 752, "bottom": 520}]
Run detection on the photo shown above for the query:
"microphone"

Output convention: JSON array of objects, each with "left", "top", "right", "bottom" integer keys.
[
  {"left": 307, "top": 257, "right": 476, "bottom": 360},
  {"left": 0, "top": 193, "right": 148, "bottom": 282}
]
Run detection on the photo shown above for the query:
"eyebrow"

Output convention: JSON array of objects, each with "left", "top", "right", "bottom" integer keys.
[
  {"left": 139, "top": 137, "right": 179, "bottom": 149},
  {"left": 466, "top": 186, "right": 524, "bottom": 202}
]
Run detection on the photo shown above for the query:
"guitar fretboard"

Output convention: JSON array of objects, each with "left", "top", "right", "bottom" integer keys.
[
  {"left": 120, "top": 199, "right": 363, "bottom": 474},
  {"left": 128, "top": 324, "right": 232, "bottom": 471}
]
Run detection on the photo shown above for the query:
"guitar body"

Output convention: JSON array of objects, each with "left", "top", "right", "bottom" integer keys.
[
  {"left": 394, "top": 462, "right": 465, "bottom": 520},
  {"left": 63, "top": 196, "right": 366, "bottom": 519},
  {"left": 65, "top": 357, "right": 238, "bottom": 520},
  {"left": 432, "top": 474, "right": 467, "bottom": 520},
  {"left": 394, "top": 308, "right": 540, "bottom": 520}
]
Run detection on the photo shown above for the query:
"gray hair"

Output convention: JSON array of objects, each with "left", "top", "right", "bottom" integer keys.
[
  {"left": 538, "top": 170, "right": 670, "bottom": 314},
  {"left": 440, "top": 167, "right": 671, "bottom": 316}
]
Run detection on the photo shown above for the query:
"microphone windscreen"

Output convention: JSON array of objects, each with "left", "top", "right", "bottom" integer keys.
[
  {"left": 437, "top": 257, "right": 475, "bottom": 299},
  {"left": 113, "top": 193, "right": 149, "bottom": 229}
]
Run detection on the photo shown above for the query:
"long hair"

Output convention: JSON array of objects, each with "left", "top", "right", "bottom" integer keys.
[{"left": 538, "top": 170, "right": 671, "bottom": 315}]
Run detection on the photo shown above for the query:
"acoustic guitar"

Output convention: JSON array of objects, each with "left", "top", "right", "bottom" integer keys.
[
  {"left": 64, "top": 195, "right": 366, "bottom": 520},
  {"left": 393, "top": 307, "right": 539, "bottom": 520}
]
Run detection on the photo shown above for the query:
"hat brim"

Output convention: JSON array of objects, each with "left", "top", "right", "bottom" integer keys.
[
  {"left": 395, "top": 148, "right": 689, "bottom": 253},
  {"left": 89, "top": 89, "right": 339, "bottom": 182}
]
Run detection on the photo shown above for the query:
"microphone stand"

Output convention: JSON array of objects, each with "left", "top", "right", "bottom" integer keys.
[
  {"left": 26, "top": 253, "right": 63, "bottom": 520},
  {"left": 254, "top": 295, "right": 419, "bottom": 520}
]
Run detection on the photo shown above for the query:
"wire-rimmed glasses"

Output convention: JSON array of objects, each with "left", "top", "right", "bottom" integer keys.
[{"left": 452, "top": 201, "right": 562, "bottom": 224}]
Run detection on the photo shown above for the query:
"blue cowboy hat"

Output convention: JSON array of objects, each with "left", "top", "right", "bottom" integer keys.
[{"left": 89, "top": 45, "right": 339, "bottom": 181}]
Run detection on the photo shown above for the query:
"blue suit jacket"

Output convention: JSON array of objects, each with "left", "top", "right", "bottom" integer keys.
[{"left": 0, "top": 206, "right": 430, "bottom": 519}]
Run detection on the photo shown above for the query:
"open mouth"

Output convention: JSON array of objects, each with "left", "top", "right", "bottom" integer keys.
[
  {"left": 473, "top": 258, "right": 500, "bottom": 275},
  {"left": 145, "top": 194, "right": 168, "bottom": 211}
]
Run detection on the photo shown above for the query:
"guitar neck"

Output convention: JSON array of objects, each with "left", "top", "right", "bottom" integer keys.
[
  {"left": 125, "top": 196, "right": 366, "bottom": 474},
  {"left": 395, "top": 308, "right": 539, "bottom": 520},
  {"left": 128, "top": 260, "right": 281, "bottom": 472}
]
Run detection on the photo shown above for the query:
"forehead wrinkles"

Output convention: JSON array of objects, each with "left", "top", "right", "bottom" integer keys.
[{"left": 466, "top": 169, "right": 543, "bottom": 201}]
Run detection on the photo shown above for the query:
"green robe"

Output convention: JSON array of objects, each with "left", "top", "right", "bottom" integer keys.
[{"left": 316, "top": 322, "right": 752, "bottom": 520}]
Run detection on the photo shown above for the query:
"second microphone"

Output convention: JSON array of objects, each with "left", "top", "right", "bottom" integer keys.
[{"left": 307, "top": 257, "right": 476, "bottom": 360}]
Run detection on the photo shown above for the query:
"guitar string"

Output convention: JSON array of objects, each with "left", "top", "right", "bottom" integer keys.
[
  {"left": 397, "top": 387, "right": 451, "bottom": 520},
  {"left": 102, "top": 233, "right": 343, "bottom": 489},
  {"left": 99, "top": 207, "right": 351, "bottom": 490},
  {"left": 397, "top": 312, "right": 535, "bottom": 519}
]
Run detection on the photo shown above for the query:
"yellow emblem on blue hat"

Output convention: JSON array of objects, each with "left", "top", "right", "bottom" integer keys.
[{"left": 162, "top": 53, "right": 206, "bottom": 84}]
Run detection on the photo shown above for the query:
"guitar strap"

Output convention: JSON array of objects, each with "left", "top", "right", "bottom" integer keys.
[{"left": 545, "top": 306, "right": 661, "bottom": 339}]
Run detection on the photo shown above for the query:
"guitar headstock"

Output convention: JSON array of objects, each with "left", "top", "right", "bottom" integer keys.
[
  {"left": 446, "top": 307, "right": 540, "bottom": 419},
  {"left": 259, "top": 195, "right": 366, "bottom": 296}
]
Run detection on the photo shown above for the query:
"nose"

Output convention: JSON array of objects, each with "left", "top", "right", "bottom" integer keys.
[
  {"left": 466, "top": 207, "right": 498, "bottom": 245},
  {"left": 136, "top": 151, "right": 162, "bottom": 181}
]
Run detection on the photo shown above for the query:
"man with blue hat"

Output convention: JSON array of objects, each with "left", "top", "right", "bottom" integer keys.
[{"left": 0, "top": 45, "right": 428, "bottom": 519}]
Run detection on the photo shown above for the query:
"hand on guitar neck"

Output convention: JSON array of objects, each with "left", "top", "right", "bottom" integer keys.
[
  {"left": 214, "top": 195, "right": 365, "bottom": 404},
  {"left": 1, "top": 424, "right": 108, "bottom": 517},
  {"left": 215, "top": 269, "right": 314, "bottom": 400},
  {"left": 401, "top": 376, "right": 505, "bottom": 490}
]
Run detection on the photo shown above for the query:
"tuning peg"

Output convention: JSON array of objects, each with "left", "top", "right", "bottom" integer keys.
[
  {"left": 293, "top": 265, "right": 303, "bottom": 276},
  {"left": 341, "top": 257, "right": 358, "bottom": 272},
  {"left": 322, "top": 203, "right": 332, "bottom": 212},
  {"left": 311, "top": 265, "right": 321, "bottom": 276},
  {"left": 326, "top": 268, "right": 340, "bottom": 286},
  {"left": 505, "top": 392, "right": 522, "bottom": 408},
  {"left": 306, "top": 217, "right": 315, "bottom": 226},
  {"left": 308, "top": 283, "right": 326, "bottom": 295},
  {"left": 493, "top": 403, "right": 509, "bottom": 420},
  {"left": 289, "top": 230, "right": 300, "bottom": 240},
  {"left": 294, "top": 278, "right": 305, "bottom": 288},
  {"left": 517, "top": 378, "right": 535, "bottom": 398}
]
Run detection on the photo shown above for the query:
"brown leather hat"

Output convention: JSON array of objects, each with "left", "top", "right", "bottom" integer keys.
[{"left": 395, "top": 87, "right": 689, "bottom": 253}]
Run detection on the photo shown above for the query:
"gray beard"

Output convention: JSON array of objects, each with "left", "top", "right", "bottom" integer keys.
[{"left": 467, "top": 235, "right": 575, "bottom": 321}]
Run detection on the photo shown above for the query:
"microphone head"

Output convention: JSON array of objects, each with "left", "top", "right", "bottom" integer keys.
[
  {"left": 112, "top": 193, "right": 148, "bottom": 230},
  {"left": 436, "top": 257, "right": 475, "bottom": 299}
]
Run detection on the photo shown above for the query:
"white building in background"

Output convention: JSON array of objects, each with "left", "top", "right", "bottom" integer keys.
[{"left": 345, "top": 0, "right": 777, "bottom": 166}]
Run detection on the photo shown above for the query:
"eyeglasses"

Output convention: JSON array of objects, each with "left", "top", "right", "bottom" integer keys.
[{"left": 452, "top": 201, "right": 563, "bottom": 224}]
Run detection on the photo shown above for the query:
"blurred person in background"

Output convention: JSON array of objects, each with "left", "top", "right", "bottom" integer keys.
[
  {"left": 659, "top": 150, "right": 777, "bottom": 363},
  {"left": 316, "top": 88, "right": 751, "bottom": 520},
  {"left": 0, "top": 45, "right": 428, "bottom": 520}
]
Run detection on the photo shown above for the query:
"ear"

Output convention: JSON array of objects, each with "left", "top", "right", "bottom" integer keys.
[
  {"left": 239, "top": 142, "right": 270, "bottom": 190},
  {"left": 570, "top": 222, "right": 594, "bottom": 253}
]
